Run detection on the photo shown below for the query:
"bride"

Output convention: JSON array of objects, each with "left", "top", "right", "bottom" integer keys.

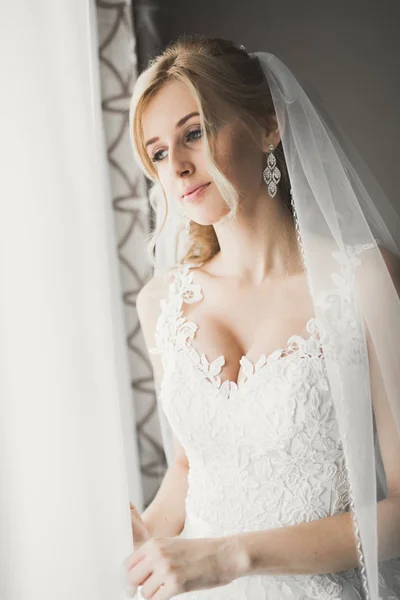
[{"left": 124, "top": 36, "right": 400, "bottom": 599}]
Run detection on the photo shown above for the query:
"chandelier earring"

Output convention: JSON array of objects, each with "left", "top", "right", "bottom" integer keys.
[{"left": 263, "top": 144, "right": 281, "bottom": 198}]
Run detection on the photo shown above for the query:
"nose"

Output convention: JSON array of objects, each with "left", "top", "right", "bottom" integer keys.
[{"left": 169, "top": 145, "right": 194, "bottom": 178}]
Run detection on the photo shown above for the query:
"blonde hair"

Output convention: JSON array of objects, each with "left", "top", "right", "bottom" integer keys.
[{"left": 129, "top": 35, "right": 292, "bottom": 266}]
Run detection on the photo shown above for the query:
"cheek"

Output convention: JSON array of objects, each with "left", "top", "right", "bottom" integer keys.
[
  {"left": 156, "top": 167, "right": 175, "bottom": 199},
  {"left": 214, "top": 128, "right": 262, "bottom": 192},
  {"left": 222, "top": 145, "right": 263, "bottom": 194}
]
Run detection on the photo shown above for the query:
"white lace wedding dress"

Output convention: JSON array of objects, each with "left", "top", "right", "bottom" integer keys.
[{"left": 139, "top": 262, "right": 400, "bottom": 600}]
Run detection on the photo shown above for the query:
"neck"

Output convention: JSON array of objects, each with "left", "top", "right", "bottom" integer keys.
[{"left": 211, "top": 188, "right": 303, "bottom": 284}]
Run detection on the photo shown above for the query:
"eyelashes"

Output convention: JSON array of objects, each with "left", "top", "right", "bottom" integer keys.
[{"left": 151, "top": 128, "right": 202, "bottom": 163}]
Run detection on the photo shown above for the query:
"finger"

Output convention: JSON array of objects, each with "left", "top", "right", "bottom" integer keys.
[
  {"left": 124, "top": 547, "right": 146, "bottom": 572},
  {"left": 131, "top": 514, "right": 151, "bottom": 545},
  {"left": 131, "top": 521, "right": 150, "bottom": 547},
  {"left": 151, "top": 581, "right": 171, "bottom": 600},
  {"left": 140, "top": 570, "right": 166, "bottom": 600},
  {"left": 127, "top": 561, "right": 153, "bottom": 592},
  {"left": 119, "top": 560, "right": 135, "bottom": 596},
  {"left": 125, "top": 584, "right": 137, "bottom": 598},
  {"left": 121, "top": 559, "right": 138, "bottom": 598}
]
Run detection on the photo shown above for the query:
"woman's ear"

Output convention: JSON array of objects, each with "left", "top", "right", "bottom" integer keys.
[{"left": 262, "top": 114, "right": 281, "bottom": 152}]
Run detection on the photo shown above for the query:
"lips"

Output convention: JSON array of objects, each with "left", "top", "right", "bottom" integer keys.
[{"left": 182, "top": 182, "right": 210, "bottom": 198}]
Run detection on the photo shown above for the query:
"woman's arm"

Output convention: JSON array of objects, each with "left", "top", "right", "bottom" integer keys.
[
  {"left": 140, "top": 459, "right": 189, "bottom": 538},
  {"left": 136, "top": 273, "right": 190, "bottom": 539},
  {"left": 227, "top": 249, "right": 400, "bottom": 581},
  {"left": 227, "top": 495, "right": 400, "bottom": 579}
]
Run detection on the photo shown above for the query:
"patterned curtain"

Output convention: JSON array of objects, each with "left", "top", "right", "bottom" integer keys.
[{"left": 96, "top": 0, "right": 168, "bottom": 510}]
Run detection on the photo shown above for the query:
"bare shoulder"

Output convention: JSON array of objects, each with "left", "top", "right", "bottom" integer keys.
[
  {"left": 137, "top": 271, "right": 169, "bottom": 313},
  {"left": 378, "top": 245, "right": 400, "bottom": 285},
  {"left": 136, "top": 265, "right": 182, "bottom": 354},
  {"left": 136, "top": 266, "right": 180, "bottom": 389},
  {"left": 307, "top": 235, "right": 400, "bottom": 282},
  {"left": 360, "top": 244, "right": 400, "bottom": 295},
  {"left": 136, "top": 268, "right": 175, "bottom": 328}
]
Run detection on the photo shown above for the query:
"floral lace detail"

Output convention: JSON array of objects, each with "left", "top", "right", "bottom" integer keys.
[
  {"left": 146, "top": 255, "right": 400, "bottom": 600},
  {"left": 148, "top": 263, "right": 203, "bottom": 358},
  {"left": 312, "top": 242, "right": 382, "bottom": 600},
  {"left": 182, "top": 317, "right": 325, "bottom": 401},
  {"left": 314, "top": 242, "right": 376, "bottom": 364},
  {"left": 151, "top": 262, "right": 325, "bottom": 400}
]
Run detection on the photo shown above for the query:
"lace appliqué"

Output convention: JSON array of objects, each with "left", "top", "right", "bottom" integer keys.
[
  {"left": 148, "top": 263, "right": 203, "bottom": 358},
  {"left": 148, "top": 248, "right": 400, "bottom": 600},
  {"left": 153, "top": 263, "right": 325, "bottom": 400},
  {"left": 316, "top": 243, "right": 377, "bottom": 600}
]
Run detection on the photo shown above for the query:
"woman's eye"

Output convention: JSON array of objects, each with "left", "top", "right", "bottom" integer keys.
[
  {"left": 151, "top": 149, "right": 167, "bottom": 163},
  {"left": 151, "top": 129, "right": 202, "bottom": 163},
  {"left": 186, "top": 128, "right": 202, "bottom": 142}
]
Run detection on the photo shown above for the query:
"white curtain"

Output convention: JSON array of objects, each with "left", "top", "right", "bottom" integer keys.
[
  {"left": 95, "top": 1, "right": 159, "bottom": 508},
  {"left": 0, "top": 1, "right": 139, "bottom": 598}
]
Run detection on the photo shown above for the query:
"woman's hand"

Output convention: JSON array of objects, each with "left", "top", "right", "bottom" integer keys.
[
  {"left": 124, "top": 535, "right": 244, "bottom": 599},
  {"left": 130, "top": 502, "right": 151, "bottom": 546}
]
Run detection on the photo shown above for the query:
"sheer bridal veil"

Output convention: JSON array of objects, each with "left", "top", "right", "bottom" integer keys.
[{"left": 132, "top": 50, "right": 400, "bottom": 599}]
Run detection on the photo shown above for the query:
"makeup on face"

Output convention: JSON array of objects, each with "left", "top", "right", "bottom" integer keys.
[{"left": 182, "top": 182, "right": 211, "bottom": 203}]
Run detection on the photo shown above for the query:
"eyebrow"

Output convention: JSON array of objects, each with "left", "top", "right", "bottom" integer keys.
[{"left": 144, "top": 111, "right": 200, "bottom": 149}]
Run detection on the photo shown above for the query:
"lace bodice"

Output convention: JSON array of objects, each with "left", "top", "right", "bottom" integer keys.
[{"left": 144, "top": 262, "right": 400, "bottom": 600}]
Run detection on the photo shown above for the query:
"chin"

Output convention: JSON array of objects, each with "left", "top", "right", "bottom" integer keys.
[
  {"left": 190, "top": 205, "right": 230, "bottom": 227},
  {"left": 191, "top": 214, "right": 225, "bottom": 227}
]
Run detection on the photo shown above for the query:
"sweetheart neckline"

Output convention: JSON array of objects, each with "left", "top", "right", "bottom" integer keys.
[
  {"left": 174, "top": 264, "right": 324, "bottom": 396},
  {"left": 178, "top": 324, "right": 324, "bottom": 397}
]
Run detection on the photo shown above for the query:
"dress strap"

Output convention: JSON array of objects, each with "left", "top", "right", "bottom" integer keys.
[{"left": 148, "top": 262, "right": 203, "bottom": 356}]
